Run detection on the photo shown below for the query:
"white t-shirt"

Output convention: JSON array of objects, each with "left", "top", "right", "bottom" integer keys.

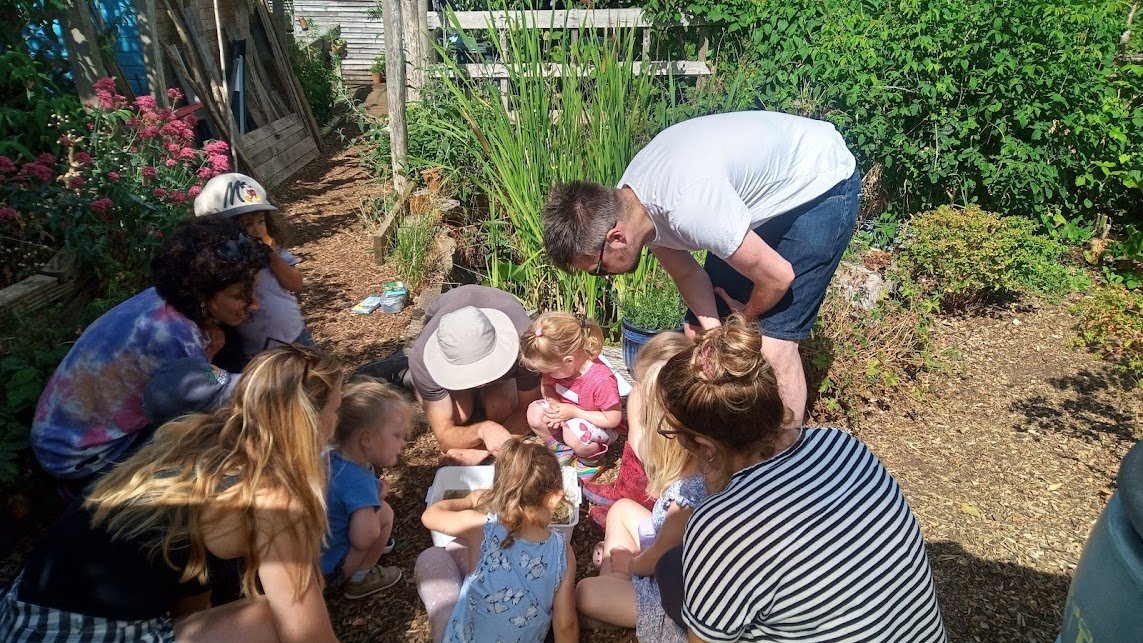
[
  {"left": 618, "top": 111, "right": 856, "bottom": 259},
  {"left": 237, "top": 248, "right": 305, "bottom": 357}
]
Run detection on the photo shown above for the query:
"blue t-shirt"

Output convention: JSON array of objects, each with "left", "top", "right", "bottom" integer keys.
[{"left": 321, "top": 450, "right": 381, "bottom": 574}]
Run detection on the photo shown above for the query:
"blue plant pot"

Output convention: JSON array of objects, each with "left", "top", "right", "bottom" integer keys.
[{"left": 621, "top": 319, "right": 662, "bottom": 376}]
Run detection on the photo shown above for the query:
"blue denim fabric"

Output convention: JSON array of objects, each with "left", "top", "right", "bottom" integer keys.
[{"left": 685, "top": 167, "right": 861, "bottom": 341}]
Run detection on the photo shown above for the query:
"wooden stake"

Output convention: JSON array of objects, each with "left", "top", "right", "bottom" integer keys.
[{"left": 384, "top": 0, "right": 408, "bottom": 192}]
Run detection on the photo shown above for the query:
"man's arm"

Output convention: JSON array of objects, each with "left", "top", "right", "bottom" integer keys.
[
  {"left": 724, "top": 230, "right": 793, "bottom": 319},
  {"left": 652, "top": 247, "right": 720, "bottom": 330},
  {"left": 422, "top": 395, "right": 508, "bottom": 453}
]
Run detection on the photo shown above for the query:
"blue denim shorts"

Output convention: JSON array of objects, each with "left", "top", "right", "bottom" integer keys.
[{"left": 685, "top": 167, "right": 860, "bottom": 341}]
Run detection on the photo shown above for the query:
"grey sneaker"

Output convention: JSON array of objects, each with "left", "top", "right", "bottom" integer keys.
[{"left": 343, "top": 564, "right": 402, "bottom": 600}]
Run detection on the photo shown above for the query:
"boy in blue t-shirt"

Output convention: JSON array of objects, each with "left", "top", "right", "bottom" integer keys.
[{"left": 322, "top": 379, "right": 411, "bottom": 599}]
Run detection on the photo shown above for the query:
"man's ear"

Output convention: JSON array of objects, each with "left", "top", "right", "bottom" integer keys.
[{"left": 605, "top": 224, "right": 628, "bottom": 249}]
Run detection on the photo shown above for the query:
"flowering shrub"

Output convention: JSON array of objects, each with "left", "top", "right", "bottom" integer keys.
[{"left": 0, "top": 78, "right": 232, "bottom": 288}]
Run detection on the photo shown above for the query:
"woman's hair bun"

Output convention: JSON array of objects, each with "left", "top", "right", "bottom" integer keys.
[{"left": 690, "top": 315, "right": 767, "bottom": 383}]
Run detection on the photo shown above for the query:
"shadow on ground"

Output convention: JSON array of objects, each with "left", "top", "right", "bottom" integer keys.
[
  {"left": 929, "top": 540, "right": 1068, "bottom": 642},
  {"left": 1008, "top": 368, "right": 1139, "bottom": 442}
]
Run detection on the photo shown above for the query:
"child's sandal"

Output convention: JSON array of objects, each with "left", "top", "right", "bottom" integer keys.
[{"left": 592, "top": 541, "right": 605, "bottom": 569}]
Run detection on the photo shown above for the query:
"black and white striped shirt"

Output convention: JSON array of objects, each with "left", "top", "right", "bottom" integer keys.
[{"left": 682, "top": 428, "right": 947, "bottom": 642}]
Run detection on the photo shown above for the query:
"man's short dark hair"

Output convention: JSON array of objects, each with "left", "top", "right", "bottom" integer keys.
[{"left": 541, "top": 181, "right": 622, "bottom": 272}]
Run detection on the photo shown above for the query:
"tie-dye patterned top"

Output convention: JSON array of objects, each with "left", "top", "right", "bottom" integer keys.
[
  {"left": 31, "top": 288, "right": 206, "bottom": 479},
  {"left": 444, "top": 514, "right": 568, "bottom": 643}
]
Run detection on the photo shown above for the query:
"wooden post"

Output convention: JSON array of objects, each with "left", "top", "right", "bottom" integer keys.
[
  {"left": 401, "top": 0, "right": 425, "bottom": 101},
  {"left": 62, "top": 0, "right": 104, "bottom": 105},
  {"left": 133, "top": 0, "right": 169, "bottom": 105},
  {"left": 384, "top": 0, "right": 408, "bottom": 193}
]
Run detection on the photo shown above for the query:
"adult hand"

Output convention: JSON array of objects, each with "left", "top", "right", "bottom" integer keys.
[
  {"left": 478, "top": 423, "right": 514, "bottom": 454},
  {"left": 683, "top": 320, "right": 702, "bottom": 339},
  {"left": 609, "top": 547, "right": 634, "bottom": 575},
  {"left": 714, "top": 287, "right": 751, "bottom": 318}
]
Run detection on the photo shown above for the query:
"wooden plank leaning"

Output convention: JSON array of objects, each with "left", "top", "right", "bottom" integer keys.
[{"left": 246, "top": 0, "right": 323, "bottom": 152}]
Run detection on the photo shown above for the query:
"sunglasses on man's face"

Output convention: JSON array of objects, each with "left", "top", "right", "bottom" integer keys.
[{"left": 586, "top": 221, "right": 619, "bottom": 277}]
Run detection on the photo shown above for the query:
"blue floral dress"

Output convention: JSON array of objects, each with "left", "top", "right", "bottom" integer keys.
[
  {"left": 633, "top": 473, "right": 708, "bottom": 642},
  {"left": 444, "top": 514, "right": 568, "bottom": 643}
]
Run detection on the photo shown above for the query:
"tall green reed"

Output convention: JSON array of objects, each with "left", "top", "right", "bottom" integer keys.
[{"left": 425, "top": 9, "right": 675, "bottom": 323}]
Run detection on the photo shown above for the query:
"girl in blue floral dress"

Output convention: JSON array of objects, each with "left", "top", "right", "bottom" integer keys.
[
  {"left": 417, "top": 439, "right": 578, "bottom": 643},
  {"left": 576, "top": 334, "right": 708, "bottom": 642}
]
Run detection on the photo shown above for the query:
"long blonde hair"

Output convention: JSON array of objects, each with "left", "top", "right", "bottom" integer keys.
[
  {"left": 485, "top": 438, "right": 564, "bottom": 548},
  {"left": 86, "top": 346, "right": 342, "bottom": 601},
  {"left": 633, "top": 333, "right": 695, "bottom": 497},
  {"left": 520, "top": 312, "right": 604, "bottom": 372}
]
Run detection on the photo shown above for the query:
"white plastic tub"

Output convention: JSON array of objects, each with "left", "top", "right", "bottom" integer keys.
[{"left": 424, "top": 465, "right": 581, "bottom": 547}]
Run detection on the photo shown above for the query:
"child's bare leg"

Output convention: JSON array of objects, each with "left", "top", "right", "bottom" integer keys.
[
  {"left": 562, "top": 420, "right": 607, "bottom": 459},
  {"left": 601, "top": 498, "right": 648, "bottom": 574},
  {"left": 526, "top": 400, "right": 553, "bottom": 439},
  {"left": 343, "top": 501, "right": 395, "bottom": 574},
  {"left": 576, "top": 573, "right": 637, "bottom": 628},
  {"left": 415, "top": 544, "right": 469, "bottom": 643}
]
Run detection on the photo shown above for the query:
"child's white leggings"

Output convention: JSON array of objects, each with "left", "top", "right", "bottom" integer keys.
[{"left": 414, "top": 542, "right": 470, "bottom": 643}]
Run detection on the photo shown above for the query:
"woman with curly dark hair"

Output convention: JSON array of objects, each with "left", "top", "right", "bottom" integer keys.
[{"left": 31, "top": 216, "right": 269, "bottom": 486}]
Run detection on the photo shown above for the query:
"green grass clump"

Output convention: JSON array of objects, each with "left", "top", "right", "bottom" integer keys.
[
  {"left": 896, "top": 205, "right": 1088, "bottom": 312},
  {"left": 390, "top": 215, "right": 438, "bottom": 296}
]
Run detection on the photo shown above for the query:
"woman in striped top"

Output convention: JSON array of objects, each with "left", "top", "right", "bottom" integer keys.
[{"left": 656, "top": 316, "right": 947, "bottom": 642}]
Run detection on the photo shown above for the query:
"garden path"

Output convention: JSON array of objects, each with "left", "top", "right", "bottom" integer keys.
[{"left": 279, "top": 137, "right": 1141, "bottom": 642}]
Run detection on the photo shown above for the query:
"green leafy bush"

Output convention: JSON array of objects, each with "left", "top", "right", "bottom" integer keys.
[
  {"left": 0, "top": 309, "right": 77, "bottom": 490},
  {"left": 290, "top": 38, "right": 339, "bottom": 126},
  {"left": 644, "top": 0, "right": 1142, "bottom": 229},
  {"left": 896, "top": 205, "right": 1087, "bottom": 311},
  {"left": 1071, "top": 284, "right": 1143, "bottom": 385},
  {"left": 618, "top": 263, "right": 686, "bottom": 331}
]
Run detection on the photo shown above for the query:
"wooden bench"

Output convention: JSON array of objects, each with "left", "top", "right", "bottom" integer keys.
[{"left": 424, "top": 8, "right": 710, "bottom": 101}]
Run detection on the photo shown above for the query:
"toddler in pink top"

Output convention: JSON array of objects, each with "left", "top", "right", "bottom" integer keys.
[{"left": 521, "top": 312, "right": 622, "bottom": 481}]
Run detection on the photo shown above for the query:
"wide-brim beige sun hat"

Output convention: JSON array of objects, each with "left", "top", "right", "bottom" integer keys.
[{"left": 423, "top": 306, "right": 521, "bottom": 391}]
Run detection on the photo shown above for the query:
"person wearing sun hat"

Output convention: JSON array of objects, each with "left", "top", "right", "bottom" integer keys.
[
  {"left": 404, "top": 285, "right": 541, "bottom": 464},
  {"left": 194, "top": 173, "right": 309, "bottom": 371}
]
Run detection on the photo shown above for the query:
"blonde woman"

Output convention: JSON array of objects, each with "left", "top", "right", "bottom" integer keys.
[
  {"left": 576, "top": 331, "right": 707, "bottom": 642},
  {"left": 1, "top": 345, "right": 342, "bottom": 643}
]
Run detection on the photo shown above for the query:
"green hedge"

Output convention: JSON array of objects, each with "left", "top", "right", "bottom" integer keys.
[{"left": 645, "top": 0, "right": 1142, "bottom": 227}]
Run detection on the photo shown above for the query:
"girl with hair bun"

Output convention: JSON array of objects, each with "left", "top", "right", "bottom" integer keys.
[
  {"left": 2, "top": 345, "right": 343, "bottom": 642},
  {"left": 520, "top": 312, "right": 623, "bottom": 481},
  {"left": 657, "top": 315, "right": 947, "bottom": 642},
  {"left": 415, "top": 439, "right": 578, "bottom": 643}
]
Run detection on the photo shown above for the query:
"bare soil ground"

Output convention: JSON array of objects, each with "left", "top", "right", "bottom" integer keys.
[{"left": 3, "top": 125, "right": 1140, "bottom": 643}]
